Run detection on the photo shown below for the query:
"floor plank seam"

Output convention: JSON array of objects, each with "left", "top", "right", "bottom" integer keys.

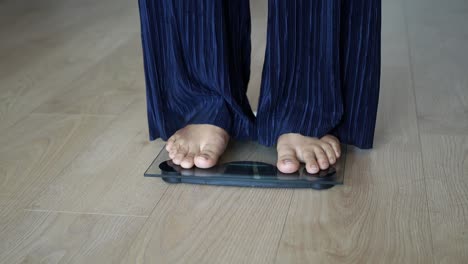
[
  {"left": 123, "top": 184, "right": 170, "bottom": 257},
  {"left": 401, "top": 0, "right": 436, "bottom": 260},
  {"left": 30, "top": 112, "right": 119, "bottom": 118},
  {"left": 272, "top": 190, "right": 294, "bottom": 264},
  {"left": 23, "top": 208, "right": 148, "bottom": 218}
]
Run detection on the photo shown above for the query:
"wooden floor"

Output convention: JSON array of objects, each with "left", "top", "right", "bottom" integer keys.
[{"left": 0, "top": 0, "right": 467, "bottom": 263}]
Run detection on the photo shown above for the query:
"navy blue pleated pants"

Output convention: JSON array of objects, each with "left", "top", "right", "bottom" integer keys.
[{"left": 138, "top": 0, "right": 381, "bottom": 149}]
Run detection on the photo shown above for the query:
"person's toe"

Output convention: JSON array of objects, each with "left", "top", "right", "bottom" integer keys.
[
  {"left": 321, "top": 142, "right": 336, "bottom": 165},
  {"left": 172, "top": 145, "right": 188, "bottom": 165},
  {"left": 168, "top": 143, "right": 180, "bottom": 159},
  {"left": 166, "top": 135, "right": 179, "bottom": 151},
  {"left": 302, "top": 150, "right": 320, "bottom": 174},
  {"left": 195, "top": 144, "right": 222, "bottom": 168},
  {"left": 180, "top": 152, "right": 196, "bottom": 169},
  {"left": 277, "top": 145, "right": 300, "bottom": 173},
  {"left": 165, "top": 142, "right": 172, "bottom": 152},
  {"left": 314, "top": 147, "right": 330, "bottom": 170},
  {"left": 321, "top": 135, "right": 341, "bottom": 158}
]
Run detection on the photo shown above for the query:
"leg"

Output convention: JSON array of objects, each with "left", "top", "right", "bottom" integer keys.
[
  {"left": 329, "top": 0, "right": 382, "bottom": 148},
  {"left": 257, "top": 0, "right": 381, "bottom": 173},
  {"left": 257, "top": 0, "right": 344, "bottom": 147},
  {"left": 138, "top": 0, "right": 256, "bottom": 168}
]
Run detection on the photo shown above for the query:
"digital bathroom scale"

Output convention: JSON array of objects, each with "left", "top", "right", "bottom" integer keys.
[{"left": 144, "top": 140, "right": 346, "bottom": 190}]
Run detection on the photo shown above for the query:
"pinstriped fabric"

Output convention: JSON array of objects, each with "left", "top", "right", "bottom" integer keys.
[
  {"left": 138, "top": 0, "right": 381, "bottom": 149},
  {"left": 257, "top": 0, "right": 344, "bottom": 146},
  {"left": 138, "top": 0, "right": 256, "bottom": 141},
  {"left": 330, "top": 0, "right": 381, "bottom": 149}
]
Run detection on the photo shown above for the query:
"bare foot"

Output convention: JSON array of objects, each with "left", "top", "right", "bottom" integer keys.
[
  {"left": 165, "top": 124, "right": 229, "bottom": 169},
  {"left": 276, "top": 133, "right": 341, "bottom": 174}
]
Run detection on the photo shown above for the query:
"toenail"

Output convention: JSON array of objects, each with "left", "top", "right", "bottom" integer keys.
[
  {"left": 199, "top": 154, "right": 209, "bottom": 160},
  {"left": 283, "top": 159, "right": 293, "bottom": 164}
]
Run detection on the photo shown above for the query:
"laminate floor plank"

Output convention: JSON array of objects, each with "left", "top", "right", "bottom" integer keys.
[
  {"left": 26, "top": 99, "right": 168, "bottom": 216},
  {"left": 405, "top": 0, "right": 468, "bottom": 262},
  {"left": 122, "top": 184, "right": 293, "bottom": 264},
  {"left": 0, "top": 0, "right": 140, "bottom": 131},
  {"left": 419, "top": 136, "right": 468, "bottom": 263},
  {"left": 0, "top": 210, "right": 146, "bottom": 264},
  {"left": 0, "top": 113, "right": 114, "bottom": 220},
  {"left": 32, "top": 37, "right": 145, "bottom": 116}
]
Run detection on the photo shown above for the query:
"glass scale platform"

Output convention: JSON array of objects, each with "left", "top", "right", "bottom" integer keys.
[{"left": 145, "top": 140, "right": 346, "bottom": 190}]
